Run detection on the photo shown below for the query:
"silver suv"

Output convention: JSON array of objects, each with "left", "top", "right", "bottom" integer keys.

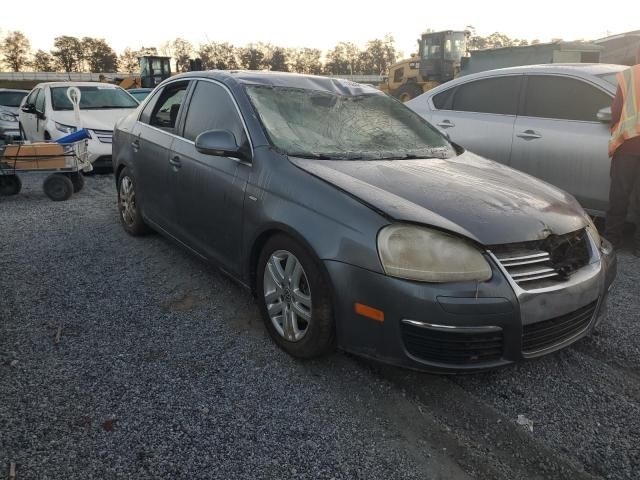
[{"left": 407, "top": 64, "right": 627, "bottom": 216}]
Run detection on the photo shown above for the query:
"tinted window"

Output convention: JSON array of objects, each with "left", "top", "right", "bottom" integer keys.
[
  {"left": 35, "top": 89, "right": 45, "bottom": 113},
  {"left": 432, "top": 88, "right": 454, "bottom": 109},
  {"left": 148, "top": 82, "right": 189, "bottom": 131},
  {"left": 139, "top": 90, "right": 161, "bottom": 124},
  {"left": 25, "top": 89, "right": 38, "bottom": 106},
  {"left": 182, "top": 81, "right": 248, "bottom": 148},
  {"left": 452, "top": 76, "right": 520, "bottom": 115},
  {"left": 523, "top": 76, "right": 611, "bottom": 122},
  {"left": 0, "top": 91, "right": 27, "bottom": 107},
  {"left": 393, "top": 69, "right": 403, "bottom": 83},
  {"left": 51, "top": 86, "right": 137, "bottom": 110}
]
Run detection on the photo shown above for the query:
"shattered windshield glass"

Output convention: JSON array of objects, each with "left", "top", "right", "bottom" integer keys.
[{"left": 245, "top": 85, "right": 455, "bottom": 160}]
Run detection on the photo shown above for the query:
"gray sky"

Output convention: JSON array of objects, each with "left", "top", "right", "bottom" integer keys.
[{"left": 4, "top": 0, "right": 638, "bottom": 57}]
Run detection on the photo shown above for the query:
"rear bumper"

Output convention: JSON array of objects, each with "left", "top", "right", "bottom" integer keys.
[{"left": 325, "top": 240, "right": 616, "bottom": 374}]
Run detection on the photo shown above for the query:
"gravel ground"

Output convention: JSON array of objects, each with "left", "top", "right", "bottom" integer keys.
[{"left": 1, "top": 174, "right": 639, "bottom": 479}]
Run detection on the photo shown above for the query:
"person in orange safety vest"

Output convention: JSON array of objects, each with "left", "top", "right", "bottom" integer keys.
[{"left": 605, "top": 48, "right": 640, "bottom": 256}]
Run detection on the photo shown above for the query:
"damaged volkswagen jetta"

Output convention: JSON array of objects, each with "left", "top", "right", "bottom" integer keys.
[{"left": 112, "top": 71, "right": 616, "bottom": 373}]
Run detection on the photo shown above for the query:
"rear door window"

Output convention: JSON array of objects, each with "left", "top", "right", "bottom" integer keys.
[
  {"left": 451, "top": 76, "right": 520, "bottom": 115},
  {"left": 522, "top": 75, "right": 611, "bottom": 122},
  {"left": 181, "top": 80, "right": 248, "bottom": 148}
]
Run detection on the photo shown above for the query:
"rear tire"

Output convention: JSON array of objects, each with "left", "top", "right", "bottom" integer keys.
[
  {"left": 117, "top": 167, "right": 150, "bottom": 236},
  {"left": 257, "top": 234, "right": 335, "bottom": 359},
  {"left": 0, "top": 175, "right": 22, "bottom": 196},
  {"left": 68, "top": 172, "right": 85, "bottom": 193}
]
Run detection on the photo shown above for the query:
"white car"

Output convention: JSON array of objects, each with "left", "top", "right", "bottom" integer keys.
[{"left": 18, "top": 82, "right": 139, "bottom": 169}]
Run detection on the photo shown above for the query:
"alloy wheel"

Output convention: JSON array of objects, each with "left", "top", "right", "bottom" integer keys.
[
  {"left": 263, "top": 250, "right": 312, "bottom": 342},
  {"left": 119, "top": 175, "right": 137, "bottom": 227}
]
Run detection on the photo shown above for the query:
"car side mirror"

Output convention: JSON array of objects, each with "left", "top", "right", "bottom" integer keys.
[
  {"left": 195, "top": 129, "right": 250, "bottom": 161},
  {"left": 21, "top": 103, "right": 36, "bottom": 114},
  {"left": 597, "top": 106, "right": 612, "bottom": 123}
]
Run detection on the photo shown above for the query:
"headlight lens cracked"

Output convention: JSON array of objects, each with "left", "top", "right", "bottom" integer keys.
[{"left": 377, "top": 224, "right": 492, "bottom": 283}]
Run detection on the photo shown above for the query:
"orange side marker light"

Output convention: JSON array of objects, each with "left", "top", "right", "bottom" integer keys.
[{"left": 355, "top": 303, "right": 385, "bottom": 322}]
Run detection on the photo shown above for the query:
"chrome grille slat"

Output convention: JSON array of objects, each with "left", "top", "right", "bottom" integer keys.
[
  {"left": 516, "top": 272, "right": 561, "bottom": 283},
  {"left": 511, "top": 267, "right": 557, "bottom": 279},
  {"left": 490, "top": 229, "right": 591, "bottom": 291}
]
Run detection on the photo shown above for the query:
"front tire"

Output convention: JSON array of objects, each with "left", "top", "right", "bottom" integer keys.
[
  {"left": 257, "top": 234, "right": 335, "bottom": 359},
  {"left": 43, "top": 173, "right": 73, "bottom": 201},
  {"left": 394, "top": 83, "right": 423, "bottom": 102},
  {"left": 117, "top": 167, "right": 149, "bottom": 235}
]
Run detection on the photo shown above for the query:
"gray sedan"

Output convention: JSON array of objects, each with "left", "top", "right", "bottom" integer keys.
[
  {"left": 112, "top": 71, "right": 615, "bottom": 373},
  {"left": 407, "top": 64, "right": 627, "bottom": 216},
  {"left": 0, "top": 88, "right": 29, "bottom": 144}
]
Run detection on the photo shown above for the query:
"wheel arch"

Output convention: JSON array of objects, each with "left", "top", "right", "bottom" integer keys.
[{"left": 247, "top": 223, "right": 335, "bottom": 304}]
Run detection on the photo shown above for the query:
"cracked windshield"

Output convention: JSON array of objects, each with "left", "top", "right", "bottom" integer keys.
[{"left": 246, "top": 85, "right": 455, "bottom": 160}]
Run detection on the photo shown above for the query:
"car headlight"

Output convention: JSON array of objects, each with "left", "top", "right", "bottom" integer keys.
[
  {"left": 377, "top": 224, "right": 492, "bottom": 283},
  {"left": 0, "top": 112, "right": 16, "bottom": 122},
  {"left": 55, "top": 122, "right": 76, "bottom": 134},
  {"left": 584, "top": 215, "right": 602, "bottom": 249}
]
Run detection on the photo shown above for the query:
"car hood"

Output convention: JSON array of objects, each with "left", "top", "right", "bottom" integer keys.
[
  {"left": 1, "top": 106, "right": 19, "bottom": 115},
  {"left": 289, "top": 151, "right": 587, "bottom": 245},
  {"left": 52, "top": 108, "right": 137, "bottom": 131}
]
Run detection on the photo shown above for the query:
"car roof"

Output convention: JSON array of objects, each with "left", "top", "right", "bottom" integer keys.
[
  {"left": 460, "top": 63, "right": 627, "bottom": 79},
  {"left": 170, "top": 70, "right": 382, "bottom": 96},
  {"left": 419, "top": 63, "right": 626, "bottom": 99},
  {"left": 33, "top": 81, "right": 124, "bottom": 89},
  {"left": 0, "top": 88, "right": 29, "bottom": 93}
]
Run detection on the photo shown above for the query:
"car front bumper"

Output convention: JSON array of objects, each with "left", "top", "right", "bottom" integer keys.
[
  {"left": 326, "top": 239, "right": 616, "bottom": 373},
  {"left": 0, "top": 121, "right": 21, "bottom": 143}
]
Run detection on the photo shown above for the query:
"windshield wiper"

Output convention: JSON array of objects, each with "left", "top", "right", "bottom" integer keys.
[{"left": 288, "top": 152, "right": 333, "bottom": 160}]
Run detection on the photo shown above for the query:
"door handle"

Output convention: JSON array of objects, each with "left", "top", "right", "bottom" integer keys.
[
  {"left": 516, "top": 130, "right": 542, "bottom": 139},
  {"left": 169, "top": 155, "right": 182, "bottom": 169},
  {"left": 437, "top": 120, "right": 455, "bottom": 128}
]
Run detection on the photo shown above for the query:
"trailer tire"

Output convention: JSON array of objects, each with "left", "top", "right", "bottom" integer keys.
[
  {"left": 43, "top": 173, "right": 74, "bottom": 201},
  {"left": 394, "top": 83, "right": 423, "bottom": 102},
  {"left": 0, "top": 175, "right": 21, "bottom": 196},
  {"left": 68, "top": 172, "right": 85, "bottom": 193}
]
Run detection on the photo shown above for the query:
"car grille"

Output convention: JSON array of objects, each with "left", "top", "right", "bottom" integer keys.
[
  {"left": 91, "top": 129, "right": 113, "bottom": 143},
  {"left": 402, "top": 322, "right": 503, "bottom": 365},
  {"left": 522, "top": 301, "right": 598, "bottom": 354},
  {"left": 490, "top": 229, "right": 591, "bottom": 290}
]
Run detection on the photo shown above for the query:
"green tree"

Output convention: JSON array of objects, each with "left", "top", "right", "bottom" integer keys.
[
  {"left": 240, "top": 43, "right": 266, "bottom": 70},
  {"left": 290, "top": 48, "right": 322, "bottom": 74},
  {"left": 172, "top": 38, "right": 193, "bottom": 72},
  {"left": 32, "top": 49, "right": 53, "bottom": 72},
  {"left": 119, "top": 48, "right": 139, "bottom": 73},
  {"left": 325, "top": 42, "right": 359, "bottom": 75},
  {"left": 1, "top": 31, "right": 31, "bottom": 72},
  {"left": 51, "top": 36, "right": 84, "bottom": 72},
  {"left": 82, "top": 37, "right": 118, "bottom": 72},
  {"left": 268, "top": 47, "right": 289, "bottom": 72}
]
